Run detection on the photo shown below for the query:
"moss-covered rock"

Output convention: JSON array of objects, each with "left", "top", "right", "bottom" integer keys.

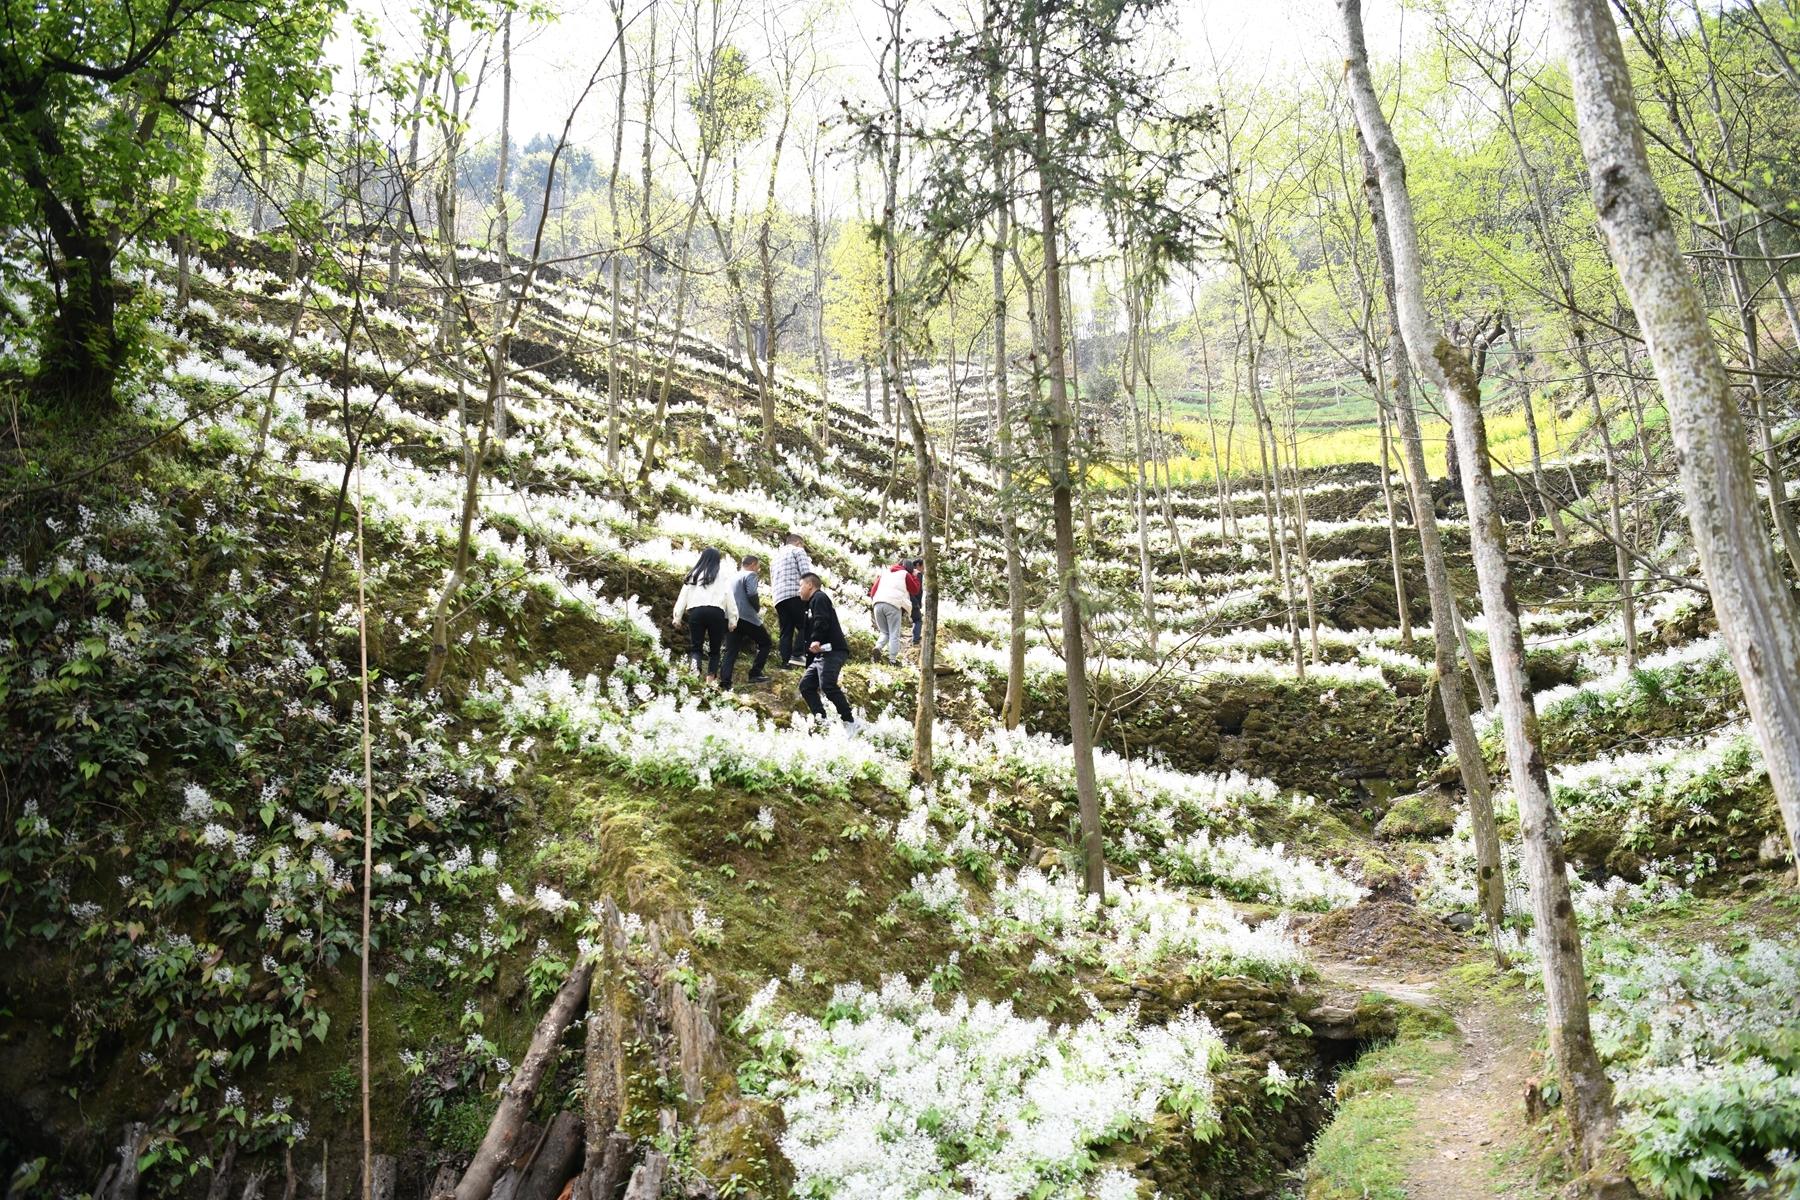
[{"left": 1374, "top": 789, "right": 1458, "bottom": 840}]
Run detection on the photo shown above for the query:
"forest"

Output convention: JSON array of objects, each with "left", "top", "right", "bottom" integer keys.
[{"left": 2, "top": 0, "right": 1799, "bottom": 1196}]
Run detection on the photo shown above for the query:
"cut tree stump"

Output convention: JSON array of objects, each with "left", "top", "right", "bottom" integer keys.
[
  {"left": 663, "top": 972, "right": 725, "bottom": 1112},
  {"left": 454, "top": 959, "right": 596, "bottom": 1200},
  {"left": 369, "top": 1154, "right": 398, "bottom": 1200},
  {"left": 621, "top": 1152, "right": 667, "bottom": 1200},
  {"left": 205, "top": 1144, "right": 238, "bottom": 1200},
  {"left": 571, "top": 1130, "right": 635, "bottom": 1200},
  {"left": 106, "top": 1123, "right": 148, "bottom": 1200},
  {"left": 428, "top": 1165, "right": 461, "bottom": 1198},
  {"left": 584, "top": 898, "right": 628, "bottom": 1164}
]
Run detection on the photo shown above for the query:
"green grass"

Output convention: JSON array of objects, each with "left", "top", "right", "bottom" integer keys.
[{"left": 1304, "top": 1029, "right": 1458, "bottom": 1200}]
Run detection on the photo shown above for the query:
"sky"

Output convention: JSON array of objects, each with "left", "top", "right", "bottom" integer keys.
[
  {"left": 336, "top": 0, "right": 1425, "bottom": 181},
  {"left": 326, "top": 0, "right": 1430, "bottom": 325}
]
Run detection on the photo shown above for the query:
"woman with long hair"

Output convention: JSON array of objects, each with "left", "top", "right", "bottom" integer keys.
[{"left": 672, "top": 546, "right": 738, "bottom": 681}]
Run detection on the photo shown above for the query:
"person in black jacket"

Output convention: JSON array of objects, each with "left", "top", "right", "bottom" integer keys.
[
  {"left": 907, "top": 557, "right": 924, "bottom": 647},
  {"left": 796, "top": 573, "right": 857, "bottom": 732}
]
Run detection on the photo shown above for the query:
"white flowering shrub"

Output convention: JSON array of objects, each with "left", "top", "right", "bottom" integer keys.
[
  {"left": 469, "top": 669, "right": 906, "bottom": 797},
  {"left": 1547, "top": 728, "right": 1769, "bottom": 877},
  {"left": 1479, "top": 636, "right": 1736, "bottom": 749},
  {"left": 1417, "top": 811, "right": 1687, "bottom": 930},
  {"left": 988, "top": 869, "right": 1307, "bottom": 981},
  {"left": 857, "top": 718, "right": 1359, "bottom": 910},
  {"left": 1160, "top": 830, "right": 1366, "bottom": 912},
  {"left": 1589, "top": 937, "right": 1800, "bottom": 1198},
  {"left": 741, "top": 975, "right": 1225, "bottom": 1199}
]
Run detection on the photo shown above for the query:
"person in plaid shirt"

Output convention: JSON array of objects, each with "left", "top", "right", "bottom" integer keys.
[{"left": 770, "top": 532, "right": 813, "bottom": 667}]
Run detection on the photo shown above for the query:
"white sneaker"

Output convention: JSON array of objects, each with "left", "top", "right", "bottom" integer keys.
[{"left": 844, "top": 718, "right": 864, "bottom": 737}]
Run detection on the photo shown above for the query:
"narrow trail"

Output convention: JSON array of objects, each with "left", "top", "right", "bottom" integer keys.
[
  {"left": 1314, "top": 956, "right": 1551, "bottom": 1200},
  {"left": 1399, "top": 995, "right": 1540, "bottom": 1200}
]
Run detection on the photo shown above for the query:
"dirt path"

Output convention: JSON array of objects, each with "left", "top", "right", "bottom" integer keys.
[
  {"left": 1315, "top": 959, "right": 1553, "bottom": 1200},
  {"left": 1399, "top": 994, "right": 1542, "bottom": 1200}
]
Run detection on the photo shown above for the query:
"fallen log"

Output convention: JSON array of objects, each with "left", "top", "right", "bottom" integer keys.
[
  {"left": 489, "top": 1121, "right": 542, "bottom": 1200},
  {"left": 514, "top": 1111, "right": 584, "bottom": 1200},
  {"left": 454, "top": 958, "right": 596, "bottom": 1200}
]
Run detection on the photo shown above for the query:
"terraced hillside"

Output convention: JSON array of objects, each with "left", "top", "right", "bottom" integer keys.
[{"left": 2, "top": 235, "right": 1794, "bottom": 1200}]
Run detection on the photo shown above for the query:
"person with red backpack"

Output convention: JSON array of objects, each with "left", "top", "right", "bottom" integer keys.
[{"left": 868, "top": 558, "right": 920, "bottom": 665}]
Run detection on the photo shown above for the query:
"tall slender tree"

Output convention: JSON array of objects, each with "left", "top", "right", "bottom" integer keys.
[
  {"left": 1343, "top": 0, "right": 1619, "bottom": 1165},
  {"left": 1550, "top": 0, "right": 1800, "bottom": 876}
]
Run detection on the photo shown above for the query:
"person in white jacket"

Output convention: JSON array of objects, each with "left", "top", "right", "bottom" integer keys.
[
  {"left": 867, "top": 560, "right": 920, "bottom": 664},
  {"left": 672, "top": 546, "right": 738, "bottom": 682}
]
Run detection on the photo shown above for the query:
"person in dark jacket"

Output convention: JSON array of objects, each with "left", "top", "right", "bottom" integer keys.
[
  {"left": 796, "top": 573, "right": 857, "bottom": 732},
  {"left": 907, "top": 557, "right": 924, "bottom": 647},
  {"left": 720, "top": 555, "right": 771, "bottom": 688},
  {"left": 770, "top": 533, "right": 813, "bottom": 667}
]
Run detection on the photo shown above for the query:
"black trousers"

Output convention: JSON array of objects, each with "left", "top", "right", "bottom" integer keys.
[
  {"left": 910, "top": 594, "right": 922, "bottom": 644},
  {"left": 720, "top": 622, "right": 771, "bottom": 685},
  {"left": 799, "top": 651, "right": 852, "bottom": 721},
  {"left": 686, "top": 606, "right": 728, "bottom": 676},
  {"left": 775, "top": 595, "right": 808, "bottom": 662}
]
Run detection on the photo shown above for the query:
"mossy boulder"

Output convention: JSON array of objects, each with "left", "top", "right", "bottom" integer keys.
[{"left": 1374, "top": 789, "right": 1458, "bottom": 840}]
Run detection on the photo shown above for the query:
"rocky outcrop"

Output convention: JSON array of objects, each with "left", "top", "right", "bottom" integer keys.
[{"left": 571, "top": 897, "right": 785, "bottom": 1200}]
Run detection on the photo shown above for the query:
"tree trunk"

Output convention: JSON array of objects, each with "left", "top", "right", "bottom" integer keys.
[
  {"left": 1033, "top": 34, "right": 1104, "bottom": 898},
  {"left": 455, "top": 961, "right": 596, "bottom": 1200},
  {"left": 1375, "top": 385, "right": 1414, "bottom": 647},
  {"left": 1236, "top": 271, "right": 1304, "bottom": 677},
  {"left": 1513, "top": 331, "right": 1567, "bottom": 548},
  {"left": 45, "top": 230, "right": 120, "bottom": 407},
  {"left": 1451, "top": 603, "right": 1495, "bottom": 713},
  {"left": 489, "top": 13, "right": 514, "bottom": 444},
  {"left": 255, "top": 273, "right": 315, "bottom": 463},
  {"left": 629, "top": 7, "right": 659, "bottom": 462},
  {"left": 386, "top": 54, "right": 434, "bottom": 306},
  {"left": 1286, "top": 397, "right": 1320, "bottom": 662},
  {"left": 1347, "top": 0, "right": 1618, "bottom": 1166},
  {"left": 1358, "top": 129, "right": 1507, "bottom": 953},
  {"left": 423, "top": 376, "right": 494, "bottom": 692},
  {"left": 1198, "top": 322, "right": 1232, "bottom": 543},
  {"left": 253, "top": 133, "right": 269, "bottom": 234},
  {"left": 175, "top": 233, "right": 191, "bottom": 312},
  {"left": 809, "top": 142, "right": 832, "bottom": 447},
  {"left": 604, "top": 0, "right": 629, "bottom": 473},
  {"left": 1574, "top": 326, "right": 1638, "bottom": 667},
  {"left": 878, "top": 0, "right": 934, "bottom": 773},
  {"left": 988, "top": 48, "right": 1027, "bottom": 731},
  {"left": 637, "top": 181, "right": 708, "bottom": 485},
  {"left": 1125, "top": 270, "right": 1159, "bottom": 653},
  {"left": 755, "top": 103, "right": 796, "bottom": 461},
  {"left": 1552, "top": 0, "right": 1800, "bottom": 878}
]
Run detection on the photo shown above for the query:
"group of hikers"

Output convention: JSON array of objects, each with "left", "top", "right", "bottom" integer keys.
[{"left": 670, "top": 533, "right": 924, "bottom": 733}]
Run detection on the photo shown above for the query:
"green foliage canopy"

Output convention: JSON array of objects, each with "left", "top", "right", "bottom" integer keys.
[{"left": 0, "top": 0, "right": 342, "bottom": 404}]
